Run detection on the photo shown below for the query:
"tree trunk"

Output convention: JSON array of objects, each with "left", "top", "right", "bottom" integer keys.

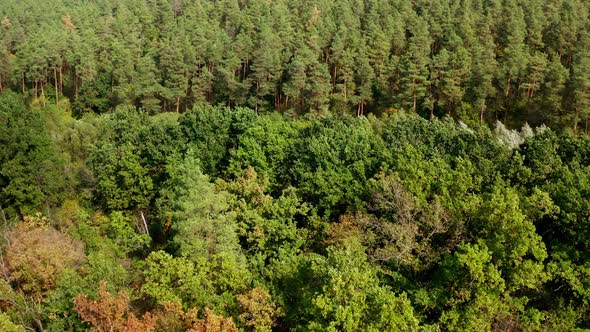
[
  {"left": 574, "top": 107, "right": 580, "bottom": 136},
  {"left": 333, "top": 65, "right": 337, "bottom": 91},
  {"left": 59, "top": 66, "right": 63, "bottom": 96},
  {"left": 140, "top": 211, "right": 149, "bottom": 236},
  {"left": 54, "top": 66, "right": 59, "bottom": 108},
  {"left": 41, "top": 79, "right": 45, "bottom": 104},
  {"left": 255, "top": 82, "right": 259, "bottom": 114},
  {"left": 74, "top": 70, "right": 79, "bottom": 99},
  {"left": 344, "top": 78, "right": 347, "bottom": 99},
  {"left": 505, "top": 78, "right": 511, "bottom": 97},
  {"left": 175, "top": 96, "right": 180, "bottom": 113},
  {"left": 480, "top": 105, "right": 484, "bottom": 126}
]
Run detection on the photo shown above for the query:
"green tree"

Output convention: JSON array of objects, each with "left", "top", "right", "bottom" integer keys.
[
  {"left": 307, "top": 239, "right": 419, "bottom": 331},
  {"left": 0, "top": 92, "right": 64, "bottom": 216},
  {"left": 571, "top": 36, "right": 590, "bottom": 135},
  {"left": 399, "top": 16, "right": 431, "bottom": 113},
  {"left": 157, "top": 151, "right": 251, "bottom": 305}
]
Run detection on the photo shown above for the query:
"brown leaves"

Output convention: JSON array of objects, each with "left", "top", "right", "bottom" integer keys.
[
  {"left": 189, "top": 308, "right": 237, "bottom": 332},
  {"left": 74, "top": 282, "right": 156, "bottom": 332},
  {"left": 238, "top": 288, "right": 277, "bottom": 332},
  {"left": 62, "top": 15, "right": 75, "bottom": 32},
  {"left": 151, "top": 301, "right": 238, "bottom": 332},
  {"left": 76, "top": 288, "right": 238, "bottom": 332},
  {"left": 3, "top": 215, "right": 85, "bottom": 296}
]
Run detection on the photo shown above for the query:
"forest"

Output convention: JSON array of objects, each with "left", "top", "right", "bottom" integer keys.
[{"left": 1, "top": 0, "right": 590, "bottom": 331}]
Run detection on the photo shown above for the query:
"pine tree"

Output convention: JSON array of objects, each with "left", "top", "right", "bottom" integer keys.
[
  {"left": 468, "top": 19, "right": 497, "bottom": 125},
  {"left": 248, "top": 21, "right": 281, "bottom": 112},
  {"left": 160, "top": 35, "right": 188, "bottom": 112},
  {"left": 571, "top": 35, "right": 590, "bottom": 135},
  {"left": 541, "top": 52, "right": 568, "bottom": 125},
  {"left": 399, "top": 16, "right": 431, "bottom": 113},
  {"left": 496, "top": 0, "right": 528, "bottom": 121}
]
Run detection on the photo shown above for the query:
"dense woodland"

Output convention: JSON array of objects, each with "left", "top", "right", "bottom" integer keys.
[
  {"left": 2, "top": 0, "right": 590, "bottom": 331},
  {"left": 0, "top": 0, "right": 589, "bottom": 129}
]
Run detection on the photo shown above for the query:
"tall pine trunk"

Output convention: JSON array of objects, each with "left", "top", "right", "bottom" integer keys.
[
  {"left": 54, "top": 67, "right": 59, "bottom": 108},
  {"left": 574, "top": 107, "right": 580, "bottom": 136}
]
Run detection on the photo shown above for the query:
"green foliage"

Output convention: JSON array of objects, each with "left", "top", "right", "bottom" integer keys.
[
  {"left": 0, "top": 92, "right": 64, "bottom": 216},
  {"left": 228, "top": 113, "right": 304, "bottom": 189},
  {"left": 221, "top": 167, "right": 309, "bottom": 277},
  {"left": 107, "top": 211, "right": 150, "bottom": 254},
  {"left": 142, "top": 250, "right": 206, "bottom": 308},
  {"left": 179, "top": 105, "right": 256, "bottom": 177},
  {"left": 4, "top": 5, "right": 590, "bottom": 325},
  {"left": 291, "top": 117, "right": 386, "bottom": 217},
  {"left": 88, "top": 107, "right": 183, "bottom": 211},
  {"left": 472, "top": 185, "right": 548, "bottom": 291},
  {"left": 0, "top": 312, "right": 25, "bottom": 332},
  {"left": 152, "top": 151, "right": 251, "bottom": 312},
  {"left": 89, "top": 142, "right": 154, "bottom": 210},
  {"left": 0, "top": 0, "right": 589, "bottom": 125},
  {"left": 306, "top": 240, "right": 418, "bottom": 331}
]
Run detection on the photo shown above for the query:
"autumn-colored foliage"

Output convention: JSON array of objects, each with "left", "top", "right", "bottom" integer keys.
[
  {"left": 74, "top": 282, "right": 157, "bottom": 332},
  {"left": 3, "top": 214, "right": 85, "bottom": 295},
  {"left": 75, "top": 284, "right": 238, "bottom": 332},
  {"left": 238, "top": 288, "right": 277, "bottom": 332}
]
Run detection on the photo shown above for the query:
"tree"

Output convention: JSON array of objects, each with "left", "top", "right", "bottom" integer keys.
[
  {"left": 290, "top": 117, "right": 386, "bottom": 217},
  {"left": 238, "top": 288, "right": 277, "bottom": 332},
  {"left": 156, "top": 151, "right": 251, "bottom": 309},
  {"left": 160, "top": 35, "right": 189, "bottom": 113},
  {"left": 228, "top": 113, "right": 302, "bottom": 189},
  {"left": 141, "top": 251, "right": 208, "bottom": 308},
  {"left": 74, "top": 282, "right": 157, "bottom": 332},
  {"left": 88, "top": 142, "right": 154, "bottom": 211},
  {"left": 468, "top": 22, "right": 497, "bottom": 125},
  {"left": 571, "top": 36, "right": 590, "bottom": 135},
  {"left": 496, "top": 0, "right": 528, "bottom": 121},
  {"left": 220, "top": 167, "right": 308, "bottom": 276},
  {"left": 151, "top": 302, "right": 237, "bottom": 332},
  {"left": 0, "top": 313, "right": 25, "bottom": 332},
  {"left": 399, "top": 16, "right": 431, "bottom": 113},
  {"left": 248, "top": 21, "right": 281, "bottom": 113},
  {"left": 133, "top": 53, "right": 162, "bottom": 113},
  {"left": 431, "top": 47, "right": 470, "bottom": 117},
  {"left": 179, "top": 105, "right": 256, "bottom": 176},
  {"left": 3, "top": 215, "right": 85, "bottom": 297},
  {"left": 0, "top": 92, "right": 64, "bottom": 216},
  {"left": 541, "top": 52, "right": 568, "bottom": 126},
  {"left": 306, "top": 239, "right": 419, "bottom": 331}
]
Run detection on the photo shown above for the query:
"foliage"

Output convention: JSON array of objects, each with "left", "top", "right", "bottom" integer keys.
[
  {"left": 3, "top": 14, "right": 590, "bottom": 327},
  {"left": 3, "top": 214, "right": 85, "bottom": 296},
  {"left": 74, "top": 281, "right": 157, "bottom": 332},
  {"left": 237, "top": 288, "right": 277, "bottom": 332},
  {"left": 0, "top": 92, "right": 64, "bottom": 216},
  {"left": 306, "top": 239, "right": 419, "bottom": 331},
  {"left": 0, "top": 312, "right": 24, "bottom": 332}
]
